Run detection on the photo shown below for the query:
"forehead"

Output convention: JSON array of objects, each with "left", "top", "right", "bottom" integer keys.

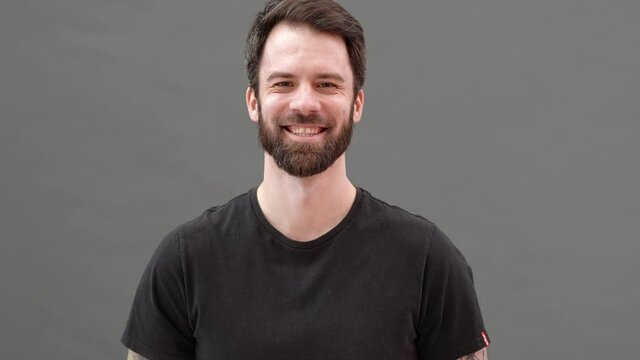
[{"left": 260, "top": 23, "right": 352, "bottom": 83}]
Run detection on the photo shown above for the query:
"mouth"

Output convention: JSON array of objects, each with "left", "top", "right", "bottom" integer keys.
[{"left": 281, "top": 125, "right": 328, "bottom": 137}]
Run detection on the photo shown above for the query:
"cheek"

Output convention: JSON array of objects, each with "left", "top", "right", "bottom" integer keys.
[
  {"left": 258, "top": 107, "right": 282, "bottom": 129},
  {"left": 260, "top": 99, "right": 286, "bottom": 118},
  {"left": 338, "top": 105, "right": 350, "bottom": 120}
]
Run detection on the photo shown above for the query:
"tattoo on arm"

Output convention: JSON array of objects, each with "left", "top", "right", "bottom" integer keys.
[
  {"left": 127, "top": 350, "right": 148, "bottom": 360},
  {"left": 457, "top": 346, "right": 488, "bottom": 360}
]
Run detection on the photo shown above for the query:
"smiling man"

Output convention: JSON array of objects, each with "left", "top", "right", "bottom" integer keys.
[{"left": 122, "top": 1, "right": 489, "bottom": 359}]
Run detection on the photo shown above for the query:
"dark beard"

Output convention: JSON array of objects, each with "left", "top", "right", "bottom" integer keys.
[{"left": 257, "top": 105, "right": 354, "bottom": 178}]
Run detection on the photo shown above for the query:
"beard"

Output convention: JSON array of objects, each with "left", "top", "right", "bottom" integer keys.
[{"left": 257, "top": 103, "right": 354, "bottom": 178}]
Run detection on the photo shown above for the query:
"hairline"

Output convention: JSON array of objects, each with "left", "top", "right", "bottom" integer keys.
[{"left": 253, "top": 21, "right": 358, "bottom": 100}]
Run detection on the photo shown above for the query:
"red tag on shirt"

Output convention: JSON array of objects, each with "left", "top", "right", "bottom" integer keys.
[{"left": 481, "top": 330, "right": 490, "bottom": 346}]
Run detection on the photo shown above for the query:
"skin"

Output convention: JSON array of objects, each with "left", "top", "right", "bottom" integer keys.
[
  {"left": 458, "top": 347, "right": 488, "bottom": 359},
  {"left": 126, "top": 21, "right": 488, "bottom": 360},
  {"left": 246, "top": 22, "right": 364, "bottom": 242},
  {"left": 126, "top": 350, "right": 146, "bottom": 359},
  {"left": 127, "top": 347, "right": 487, "bottom": 360}
]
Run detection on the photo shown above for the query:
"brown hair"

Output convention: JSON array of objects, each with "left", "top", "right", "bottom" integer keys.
[{"left": 245, "top": 0, "right": 366, "bottom": 96}]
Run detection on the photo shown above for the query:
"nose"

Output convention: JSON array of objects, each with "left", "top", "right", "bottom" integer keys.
[{"left": 289, "top": 84, "right": 321, "bottom": 115}]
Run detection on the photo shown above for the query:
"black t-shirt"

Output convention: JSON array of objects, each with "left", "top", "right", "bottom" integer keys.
[{"left": 122, "top": 187, "right": 489, "bottom": 360}]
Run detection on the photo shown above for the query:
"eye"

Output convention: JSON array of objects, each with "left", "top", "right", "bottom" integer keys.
[
  {"left": 273, "top": 81, "right": 294, "bottom": 87},
  {"left": 318, "top": 82, "right": 337, "bottom": 88}
]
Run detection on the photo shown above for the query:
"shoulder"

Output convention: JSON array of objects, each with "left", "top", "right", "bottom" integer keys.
[
  {"left": 356, "top": 188, "right": 471, "bottom": 266},
  {"left": 357, "top": 188, "right": 438, "bottom": 244},
  {"left": 151, "top": 189, "right": 254, "bottom": 257},
  {"left": 177, "top": 189, "right": 254, "bottom": 238}
]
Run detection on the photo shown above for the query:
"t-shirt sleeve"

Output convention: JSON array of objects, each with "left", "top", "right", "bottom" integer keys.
[
  {"left": 121, "top": 225, "right": 196, "bottom": 360},
  {"left": 416, "top": 226, "right": 490, "bottom": 360}
]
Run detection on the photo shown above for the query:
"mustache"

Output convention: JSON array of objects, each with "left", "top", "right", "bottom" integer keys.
[{"left": 279, "top": 113, "right": 332, "bottom": 127}]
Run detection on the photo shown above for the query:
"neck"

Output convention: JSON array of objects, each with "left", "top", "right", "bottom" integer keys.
[{"left": 256, "top": 152, "right": 357, "bottom": 242}]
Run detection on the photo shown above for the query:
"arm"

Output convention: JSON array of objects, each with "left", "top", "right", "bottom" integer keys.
[
  {"left": 457, "top": 346, "right": 488, "bottom": 360},
  {"left": 127, "top": 349, "right": 148, "bottom": 360}
]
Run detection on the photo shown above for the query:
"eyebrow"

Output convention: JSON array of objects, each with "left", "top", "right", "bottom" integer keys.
[
  {"left": 265, "top": 72, "right": 346, "bottom": 83},
  {"left": 266, "top": 72, "right": 295, "bottom": 83},
  {"left": 317, "top": 72, "right": 345, "bottom": 82}
]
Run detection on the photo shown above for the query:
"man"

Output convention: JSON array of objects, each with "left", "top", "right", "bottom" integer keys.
[{"left": 122, "top": 0, "right": 490, "bottom": 359}]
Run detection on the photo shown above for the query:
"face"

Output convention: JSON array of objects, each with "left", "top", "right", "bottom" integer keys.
[{"left": 246, "top": 23, "right": 364, "bottom": 177}]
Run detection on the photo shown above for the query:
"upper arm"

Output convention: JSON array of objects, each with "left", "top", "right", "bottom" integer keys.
[
  {"left": 416, "top": 227, "right": 490, "bottom": 359},
  {"left": 121, "top": 226, "right": 196, "bottom": 357},
  {"left": 456, "top": 346, "right": 488, "bottom": 360},
  {"left": 127, "top": 349, "right": 148, "bottom": 360}
]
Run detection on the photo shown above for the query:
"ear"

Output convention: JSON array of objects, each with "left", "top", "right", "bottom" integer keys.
[
  {"left": 246, "top": 86, "right": 259, "bottom": 123},
  {"left": 352, "top": 89, "right": 365, "bottom": 123}
]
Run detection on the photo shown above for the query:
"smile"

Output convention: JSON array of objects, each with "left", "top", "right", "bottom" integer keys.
[{"left": 282, "top": 126, "right": 327, "bottom": 137}]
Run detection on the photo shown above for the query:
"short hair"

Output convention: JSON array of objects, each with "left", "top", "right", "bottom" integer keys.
[{"left": 245, "top": 0, "right": 366, "bottom": 96}]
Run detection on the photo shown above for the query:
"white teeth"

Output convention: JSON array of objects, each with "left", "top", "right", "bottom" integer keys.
[{"left": 289, "top": 126, "right": 322, "bottom": 135}]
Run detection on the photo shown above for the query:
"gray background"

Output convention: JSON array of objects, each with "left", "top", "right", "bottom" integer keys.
[{"left": 1, "top": 0, "right": 638, "bottom": 358}]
